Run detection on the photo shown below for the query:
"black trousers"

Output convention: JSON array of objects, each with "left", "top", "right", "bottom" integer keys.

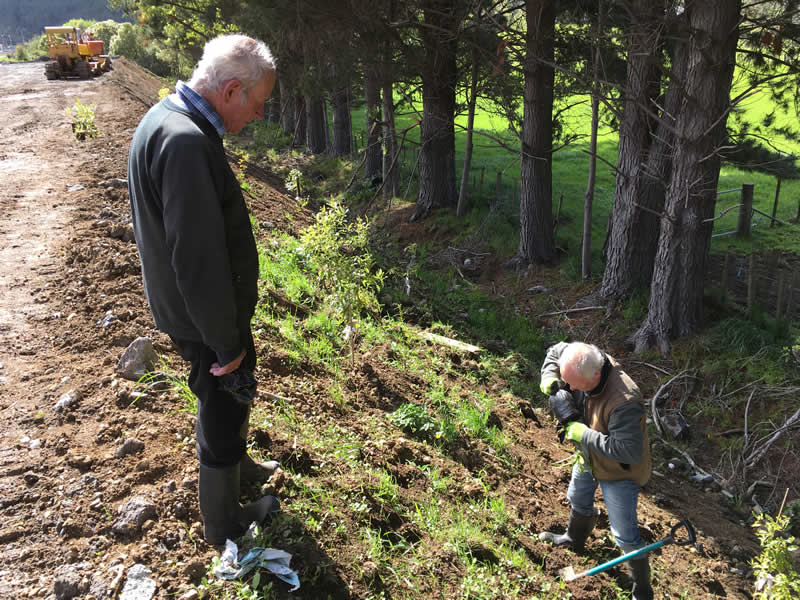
[{"left": 171, "top": 327, "right": 257, "bottom": 468}]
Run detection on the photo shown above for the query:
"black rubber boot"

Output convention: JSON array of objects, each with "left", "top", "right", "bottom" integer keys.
[
  {"left": 239, "top": 407, "right": 279, "bottom": 486},
  {"left": 198, "top": 463, "right": 279, "bottom": 545},
  {"left": 538, "top": 510, "right": 596, "bottom": 553},
  {"left": 628, "top": 557, "right": 654, "bottom": 600}
]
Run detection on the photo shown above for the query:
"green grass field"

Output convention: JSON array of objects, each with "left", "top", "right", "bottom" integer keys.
[{"left": 345, "top": 81, "right": 800, "bottom": 262}]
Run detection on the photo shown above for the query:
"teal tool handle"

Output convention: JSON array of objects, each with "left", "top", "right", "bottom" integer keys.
[
  {"left": 580, "top": 520, "right": 696, "bottom": 578},
  {"left": 582, "top": 539, "right": 667, "bottom": 577}
]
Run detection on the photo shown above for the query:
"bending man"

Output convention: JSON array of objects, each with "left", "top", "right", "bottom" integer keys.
[{"left": 539, "top": 342, "right": 653, "bottom": 600}]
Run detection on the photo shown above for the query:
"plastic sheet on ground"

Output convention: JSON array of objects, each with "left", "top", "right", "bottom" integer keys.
[{"left": 212, "top": 528, "right": 300, "bottom": 592}]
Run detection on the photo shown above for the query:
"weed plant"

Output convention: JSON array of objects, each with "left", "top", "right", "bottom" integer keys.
[
  {"left": 751, "top": 511, "right": 800, "bottom": 599},
  {"left": 67, "top": 99, "right": 99, "bottom": 140}
]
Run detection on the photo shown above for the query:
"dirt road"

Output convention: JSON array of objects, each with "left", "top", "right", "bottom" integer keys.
[{"left": 0, "top": 59, "right": 204, "bottom": 599}]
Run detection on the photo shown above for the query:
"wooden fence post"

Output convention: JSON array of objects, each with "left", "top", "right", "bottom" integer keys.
[
  {"left": 480, "top": 167, "right": 485, "bottom": 194},
  {"left": 721, "top": 253, "right": 730, "bottom": 302},
  {"left": 776, "top": 270, "right": 785, "bottom": 319},
  {"left": 788, "top": 270, "right": 798, "bottom": 321},
  {"left": 747, "top": 253, "right": 755, "bottom": 317},
  {"left": 771, "top": 177, "right": 782, "bottom": 228},
  {"left": 495, "top": 171, "right": 503, "bottom": 204},
  {"left": 737, "top": 183, "right": 754, "bottom": 236}
]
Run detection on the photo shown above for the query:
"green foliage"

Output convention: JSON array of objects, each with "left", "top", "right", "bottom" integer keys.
[
  {"left": 109, "top": 22, "right": 145, "bottom": 60},
  {"left": 89, "top": 20, "right": 122, "bottom": 51},
  {"left": 109, "top": 22, "right": 179, "bottom": 76},
  {"left": 388, "top": 403, "right": 438, "bottom": 440},
  {"left": 249, "top": 120, "right": 293, "bottom": 151},
  {"left": 66, "top": 99, "right": 99, "bottom": 140},
  {"left": 258, "top": 234, "right": 315, "bottom": 306},
  {"left": 300, "top": 201, "right": 384, "bottom": 329},
  {"left": 751, "top": 512, "right": 800, "bottom": 599},
  {"left": 63, "top": 18, "right": 96, "bottom": 31}
]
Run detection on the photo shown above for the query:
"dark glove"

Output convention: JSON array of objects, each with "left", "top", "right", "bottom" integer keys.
[
  {"left": 217, "top": 368, "right": 257, "bottom": 406},
  {"left": 549, "top": 389, "right": 580, "bottom": 425}
]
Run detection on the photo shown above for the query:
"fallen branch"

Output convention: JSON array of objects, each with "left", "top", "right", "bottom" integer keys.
[
  {"left": 538, "top": 306, "right": 604, "bottom": 317},
  {"left": 418, "top": 331, "right": 482, "bottom": 354},
  {"left": 650, "top": 370, "right": 694, "bottom": 437},
  {"left": 745, "top": 405, "right": 800, "bottom": 469},
  {"left": 631, "top": 361, "right": 672, "bottom": 376},
  {"left": 262, "top": 287, "right": 310, "bottom": 316},
  {"left": 660, "top": 440, "right": 715, "bottom": 480},
  {"left": 261, "top": 390, "right": 292, "bottom": 403}
]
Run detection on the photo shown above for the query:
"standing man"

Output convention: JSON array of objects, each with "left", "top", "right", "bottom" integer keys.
[
  {"left": 128, "top": 34, "right": 279, "bottom": 545},
  {"left": 538, "top": 342, "right": 653, "bottom": 600}
]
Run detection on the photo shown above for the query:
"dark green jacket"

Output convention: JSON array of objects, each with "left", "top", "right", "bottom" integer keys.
[{"left": 128, "top": 97, "right": 258, "bottom": 364}]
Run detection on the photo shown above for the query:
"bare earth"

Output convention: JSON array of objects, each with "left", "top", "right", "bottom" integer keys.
[{"left": 0, "top": 59, "right": 763, "bottom": 599}]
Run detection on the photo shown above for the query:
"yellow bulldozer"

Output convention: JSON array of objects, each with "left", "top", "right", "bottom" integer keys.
[{"left": 43, "top": 26, "right": 112, "bottom": 80}]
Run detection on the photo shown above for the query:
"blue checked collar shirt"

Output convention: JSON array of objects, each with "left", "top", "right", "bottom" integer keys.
[{"left": 171, "top": 80, "right": 226, "bottom": 137}]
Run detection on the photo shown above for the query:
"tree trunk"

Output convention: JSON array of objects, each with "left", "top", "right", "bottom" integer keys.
[
  {"left": 331, "top": 84, "right": 352, "bottom": 157},
  {"left": 266, "top": 82, "right": 280, "bottom": 124},
  {"left": 293, "top": 95, "right": 306, "bottom": 148},
  {"left": 457, "top": 46, "right": 479, "bottom": 218},
  {"left": 279, "top": 78, "right": 294, "bottom": 135},
  {"left": 411, "top": 0, "right": 458, "bottom": 222},
  {"left": 582, "top": 4, "right": 603, "bottom": 279},
  {"left": 364, "top": 67, "right": 382, "bottom": 183},
  {"left": 633, "top": 0, "right": 741, "bottom": 354},
  {"left": 506, "top": 0, "right": 556, "bottom": 266},
  {"left": 382, "top": 75, "right": 397, "bottom": 199},
  {"left": 306, "top": 95, "right": 327, "bottom": 154},
  {"left": 600, "top": 0, "right": 666, "bottom": 300}
]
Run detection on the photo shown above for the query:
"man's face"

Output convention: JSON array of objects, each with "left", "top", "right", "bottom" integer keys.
[{"left": 218, "top": 70, "right": 276, "bottom": 134}]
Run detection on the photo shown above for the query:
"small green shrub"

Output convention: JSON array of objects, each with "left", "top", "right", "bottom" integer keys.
[
  {"left": 67, "top": 99, "right": 99, "bottom": 140},
  {"left": 389, "top": 402, "right": 437, "bottom": 439},
  {"left": 751, "top": 511, "right": 800, "bottom": 599},
  {"left": 300, "top": 201, "right": 384, "bottom": 355}
]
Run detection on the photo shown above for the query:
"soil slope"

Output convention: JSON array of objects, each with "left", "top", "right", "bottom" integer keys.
[{"left": 0, "top": 59, "right": 760, "bottom": 599}]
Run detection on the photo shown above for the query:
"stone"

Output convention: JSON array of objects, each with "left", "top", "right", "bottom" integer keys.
[
  {"left": 112, "top": 496, "right": 158, "bottom": 536},
  {"left": 116, "top": 337, "right": 157, "bottom": 382},
  {"left": 108, "top": 223, "right": 135, "bottom": 243},
  {"left": 53, "top": 566, "right": 82, "bottom": 600},
  {"left": 99, "top": 178, "right": 128, "bottom": 189},
  {"left": 115, "top": 438, "right": 145, "bottom": 458},
  {"left": 183, "top": 560, "right": 206, "bottom": 584},
  {"left": 162, "top": 480, "right": 177, "bottom": 493},
  {"left": 96, "top": 311, "right": 119, "bottom": 328},
  {"left": 119, "top": 564, "right": 156, "bottom": 600},
  {"left": 55, "top": 390, "right": 81, "bottom": 412}
]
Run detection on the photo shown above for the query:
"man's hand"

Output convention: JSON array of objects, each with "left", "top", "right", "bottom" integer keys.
[
  {"left": 210, "top": 349, "right": 246, "bottom": 376},
  {"left": 540, "top": 376, "right": 561, "bottom": 395},
  {"left": 564, "top": 421, "right": 587, "bottom": 444}
]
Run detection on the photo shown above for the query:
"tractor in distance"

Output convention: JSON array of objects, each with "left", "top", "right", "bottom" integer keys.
[{"left": 44, "top": 27, "right": 112, "bottom": 80}]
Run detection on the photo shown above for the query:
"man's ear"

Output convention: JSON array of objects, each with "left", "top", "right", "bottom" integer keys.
[{"left": 221, "top": 79, "right": 242, "bottom": 104}]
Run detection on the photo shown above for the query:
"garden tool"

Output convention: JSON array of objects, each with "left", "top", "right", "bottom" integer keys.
[{"left": 558, "top": 519, "right": 696, "bottom": 582}]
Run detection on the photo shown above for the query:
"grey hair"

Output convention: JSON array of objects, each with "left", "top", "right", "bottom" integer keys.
[
  {"left": 188, "top": 34, "right": 275, "bottom": 96},
  {"left": 558, "top": 342, "right": 605, "bottom": 378}
]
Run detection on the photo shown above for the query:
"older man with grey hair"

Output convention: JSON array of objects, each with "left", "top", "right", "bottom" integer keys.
[
  {"left": 128, "top": 34, "right": 278, "bottom": 544},
  {"left": 538, "top": 342, "right": 653, "bottom": 600}
]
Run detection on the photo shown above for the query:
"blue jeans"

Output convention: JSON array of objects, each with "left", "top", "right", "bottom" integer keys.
[{"left": 567, "top": 462, "right": 644, "bottom": 553}]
